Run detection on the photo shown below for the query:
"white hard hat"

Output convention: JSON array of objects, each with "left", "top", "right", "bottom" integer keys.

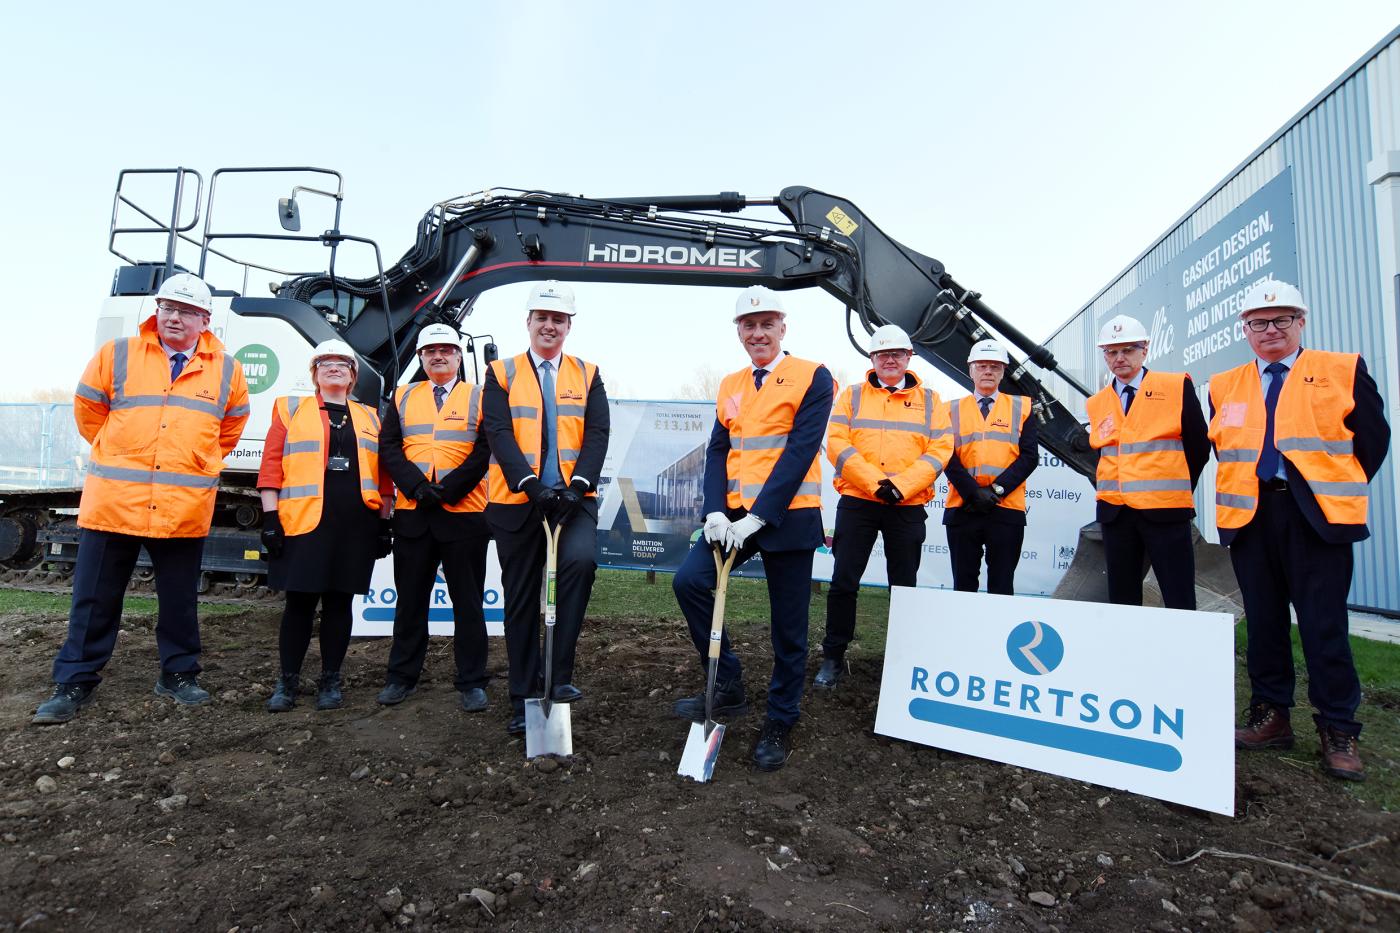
[
  {"left": 1096, "top": 314, "right": 1149, "bottom": 347},
  {"left": 733, "top": 285, "right": 786, "bottom": 322},
  {"left": 310, "top": 339, "right": 357, "bottom": 371},
  {"left": 1241, "top": 279, "right": 1308, "bottom": 316},
  {"left": 868, "top": 324, "right": 913, "bottom": 354},
  {"left": 967, "top": 339, "right": 1009, "bottom": 364},
  {"left": 416, "top": 323, "right": 462, "bottom": 353},
  {"left": 155, "top": 273, "right": 213, "bottom": 315},
  {"left": 527, "top": 280, "right": 577, "bottom": 316}
]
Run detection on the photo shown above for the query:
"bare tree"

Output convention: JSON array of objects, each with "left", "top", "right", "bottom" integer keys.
[
  {"left": 0, "top": 387, "right": 73, "bottom": 403},
  {"left": 675, "top": 364, "right": 725, "bottom": 401}
]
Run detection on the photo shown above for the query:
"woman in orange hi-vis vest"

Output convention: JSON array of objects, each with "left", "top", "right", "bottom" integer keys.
[
  {"left": 1215, "top": 280, "right": 1389, "bottom": 783},
  {"left": 257, "top": 341, "right": 391, "bottom": 713},
  {"left": 1085, "top": 314, "right": 1210, "bottom": 611}
]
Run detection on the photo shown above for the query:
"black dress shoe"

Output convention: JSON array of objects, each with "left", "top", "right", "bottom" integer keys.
[
  {"left": 459, "top": 687, "right": 488, "bottom": 712},
  {"left": 550, "top": 684, "right": 583, "bottom": 703},
  {"left": 376, "top": 682, "right": 416, "bottom": 705},
  {"left": 814, "top": 658, "right": 844, "bottom": 689},
  {"left": 673, "top": 680, "right": 749, "bottom": 722},
  {"left": 506, "top": 712, "right": 527, "bottom": 735},
  {"left": 753, "top": 718, "right": 792, "bottom": 771}
]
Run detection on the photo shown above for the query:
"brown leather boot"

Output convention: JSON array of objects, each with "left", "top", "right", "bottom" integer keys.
[
  {"left": 1318, "top": 726, "right": 1365, "bottom": 782},
  {"left": 1235, "top": 703, "right": 1294, "bottom": 750}
]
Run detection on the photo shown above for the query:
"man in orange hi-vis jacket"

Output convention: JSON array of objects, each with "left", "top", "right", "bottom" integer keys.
[{"left": 34, "top": 273, "right": 250, "bottom": 724}]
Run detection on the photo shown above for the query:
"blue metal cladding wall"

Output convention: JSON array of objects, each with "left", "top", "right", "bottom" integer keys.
[{"left": 1042, "top": 32, "right": 1400, "bottom": 613}]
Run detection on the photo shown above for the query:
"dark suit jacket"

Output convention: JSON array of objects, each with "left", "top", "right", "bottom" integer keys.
[
  {"left": 701, "top": 360, "right": 834, "bottom": 552},
  {"left": 943, "top": 401, "right": 1040, "bottom": 528},
  {"left": 379, "top": 383, "right": 491, "bottom": 540},
  {"left": 1212, "top": 353, "right": 1390, "bottom": 546},
  {"left": 1091, "top": 372, "right": 1211, "bottom": 524},
  {"left": 482, "top": 354, "right": 610, "bottom": 533}
]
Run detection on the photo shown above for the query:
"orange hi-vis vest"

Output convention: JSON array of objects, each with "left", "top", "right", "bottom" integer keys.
[
  {"left": 74, "top": 318, "right": 250, "bottom": 538},
  {"left": 827, "top": 374, "right": 952, "bottom": 506},
  {"left": 718, "top": 355, "right": 827, "bottom": 511},
  {"left": 945, "top": 394, "right": 1032, "bottom": 512},
  {"left": 487, "top": 353, "right": 598, "bottom": 506},
  {"left": 1209, "top": 349, "right": 1368, "bottom": 529},
  {"left": 1085, "top": 370, "right": 1194, "bottom": 509},
  {"left": 273, "top": 395, "right": 383, "bottom": 535},
  {"left": 394, "top": 380, "right": 486, "bottom": 513}
]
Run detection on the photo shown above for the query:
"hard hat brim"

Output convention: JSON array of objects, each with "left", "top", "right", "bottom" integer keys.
[{"left": 733, "top": 309, "right": 786, "bottom": 323}]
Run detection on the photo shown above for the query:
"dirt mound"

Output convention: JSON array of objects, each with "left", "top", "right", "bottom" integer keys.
[{"left": 2, "top": 608, "right": 1397, "bottom": 931}]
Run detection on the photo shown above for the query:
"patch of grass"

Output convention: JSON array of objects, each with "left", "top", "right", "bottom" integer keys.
[
  {"left": 1234, "top": 619, "right": 1400, "bottom": 810},
  {"left": 0, "top": 588, "right": 245, "bottom": 618}
]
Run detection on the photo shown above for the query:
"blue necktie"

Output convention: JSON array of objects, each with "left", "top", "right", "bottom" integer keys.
[
  {"left": 1256, "top": 362, "right": 1288, "bottom": 480},
  {"left": 978, "top": 397, "right": 992, "bottom": 419},
  {"left": 538, "top": 361, "right": 563, "bottom": 488},
  {"left": 1121, "top": 384, "right": 1135, "bottom": 413},
  {"left": 170, "top": 352, "right": 187, "bottom": 382},
  {"left": 753, "top": 368, "right": 768, "bottom": 391},
  {"left": 433, "top": 384, "right": 446, "bottom": 411}
]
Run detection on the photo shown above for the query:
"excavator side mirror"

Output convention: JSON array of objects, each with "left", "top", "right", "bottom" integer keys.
[
  {"left": 278, "top": 196, "right": 301, "bottom": 232},
  {"left": 483, "top": 342, "right": 498, "bottom": 364}
]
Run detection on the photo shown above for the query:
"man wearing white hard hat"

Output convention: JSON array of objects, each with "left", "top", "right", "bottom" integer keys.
[
  {"left": 671, "top": 285, "right": 834, "bottom": 771},
  {"left": 942, "top": 339, "right": 1039, "bottom": 595},
  {"left": 1211, "top": 279, "right": 1389, "bottom": 781},
  {"left": 1084, "top": 314, "right": 1210, "bottom": 611},
  {"left": 376, "top": 323, "right": 495, "bottom": 714},
  {"left": 484, "top": 281, "right": 610, "bottom": 736},
  {"left": 35, "top": 273, "right": 250, "bottom": 723},
  {"left": 813, "top": 324, "right": 952, "bottom": 689}
]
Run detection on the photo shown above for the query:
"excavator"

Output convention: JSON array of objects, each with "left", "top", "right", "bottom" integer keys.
[{"left": 0, "top": 166, "right": 1225, "bottom": 604}]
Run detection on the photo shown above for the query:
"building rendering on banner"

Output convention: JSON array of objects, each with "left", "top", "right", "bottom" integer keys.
[{"left": 1040, "top": 26, "right": 1400, "bottom": 615}]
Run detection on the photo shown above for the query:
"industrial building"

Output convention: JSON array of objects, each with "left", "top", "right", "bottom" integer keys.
[{"left": 1040, "top": 26, "right": 1400, "bottom": 614}]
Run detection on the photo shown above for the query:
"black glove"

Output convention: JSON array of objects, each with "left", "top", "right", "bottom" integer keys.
[
  {"left": 260, "top": 511, "right": 284, "bottom": 558},
  {"left": 555, "top": 478, "right": 589, "bottom": 525},
  {"left": 524, "top": 477, "right": 561, "bottom": 518},
  {"left": 874, "top": 479, "right": 903, "bottom": 506},
  {"left": 970, "top": 486, "right": 1002, "bottom": 512},
  {"left": 375, "top": 519, "right": 393, "bottom": 559},
  {"left": 413, "top": 480, "right": 444, "bottom": 510}
]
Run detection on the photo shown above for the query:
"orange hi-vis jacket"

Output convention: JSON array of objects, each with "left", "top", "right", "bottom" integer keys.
[
  {"left": 945, "top": 393, "right": 1032, "bottom": 512},
  {"left": 486, "top": 353, "right": 598, "bottom": 506},
  {"left": 1085, "top": 371, "right": 1194, "bottom": 510},
  {"left": 393, "top": 380, "right": 486, "bottom": 513},
  {"left": 1209, "top": 350, "right": 1369, "bottom": 529},
  {"left": 719, "top": 355, "right": 828, "bottom": 511},
  {"left": 827, "top": 372, "right": 952, "bottom": 506},
  {"left": 272, "top": 395, "right": 383, "bottom": 535},
  {"left": 74, "top": 317, "right": 249, "bottom": 538}
]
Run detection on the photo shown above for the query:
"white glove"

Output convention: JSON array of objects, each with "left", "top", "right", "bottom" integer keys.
[
  {"left": 724, "top": 513, "right": 766, "bottom": 550},
  {"left": 703, "top": 511, "right": 731, "bottom": 545}
]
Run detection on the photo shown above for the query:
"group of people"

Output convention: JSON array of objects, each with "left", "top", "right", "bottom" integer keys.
[{"left": 32, "top": 272, "right": 1389, "bottom": 781}]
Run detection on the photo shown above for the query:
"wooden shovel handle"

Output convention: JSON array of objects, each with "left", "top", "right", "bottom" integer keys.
[{"left": 707, "top": 547, "right": 737, "bottom": 660}]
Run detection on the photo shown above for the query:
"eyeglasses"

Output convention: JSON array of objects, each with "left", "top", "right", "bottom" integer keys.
[
  {"left": 315, "top": 360, "right": 353, "bottom": 371},
  {"left": 872, "top": 350, "right": 910, "bottom": 361},
  {"left": 1243, "top": 314, "right": 1298, "bottom": 333},
  {"left": 1102, "top": 345, "right": 1146, "bottom": 359},
  {"left": 156, "top": 301, "right": 208, "bottom": 321}
]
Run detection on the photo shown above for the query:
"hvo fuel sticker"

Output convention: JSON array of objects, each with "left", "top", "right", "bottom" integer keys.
[{"left": 235, "top": 344, "right": 280, "bottom": 394}]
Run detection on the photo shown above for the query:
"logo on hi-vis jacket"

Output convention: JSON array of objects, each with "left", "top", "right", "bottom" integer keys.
[{"left": 586, "top": 243, "right": 762, "bottom": 269}]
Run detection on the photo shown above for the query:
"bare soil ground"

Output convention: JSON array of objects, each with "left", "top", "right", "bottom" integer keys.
[{"left": 2, "top": 604, "right": 1398, "bottom": 932}]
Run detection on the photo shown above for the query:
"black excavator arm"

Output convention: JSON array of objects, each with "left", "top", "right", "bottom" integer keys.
[{"left": 273, "top": 187, "right": 1099, "bottom": 479}]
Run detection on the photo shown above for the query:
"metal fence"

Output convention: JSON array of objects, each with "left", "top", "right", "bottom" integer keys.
[{"left": 0, "top": 404, "right": 88, "bottom": 490}]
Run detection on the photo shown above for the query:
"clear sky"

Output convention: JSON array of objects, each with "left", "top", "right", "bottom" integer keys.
[{"left": 1, "top": 2, "right": 1395, "bottom": 401}]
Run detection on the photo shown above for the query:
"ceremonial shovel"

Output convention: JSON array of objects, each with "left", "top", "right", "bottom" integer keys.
[
  {"left": 677, "top": 546, "right": 738, "bottom": 782},
  {"left": 525, "top": 519, "right": 572, "bottom": 758}
]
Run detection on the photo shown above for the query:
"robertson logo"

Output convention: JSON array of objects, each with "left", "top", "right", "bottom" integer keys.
[
  {"left": 587, "top": 243, "right": 762, "bottom": 269},
  {"left": 1006, "top": 621, "right": 1064, "bottom": 675}
]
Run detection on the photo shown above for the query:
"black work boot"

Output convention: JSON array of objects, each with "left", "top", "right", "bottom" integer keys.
[
  {"left": 316, "top": 672, "right": 344, "bottom": 711},
  {"left": 753, "top": 718, "right": 793, "bottom": 772},
  {"left": 155, "top": 671, "right": 211, "bottom": 706},
  {"left": 266, "top": 674, "right": 299, "bottom": 713},
  {"left": 32, "top": 683, "right": 96, "bottom": 725},
  {"left": 813, "top": 658, "right": 844, "bottom": 689},
  {"left": 673, "top": 679, "right": 750, "bottom": 722}
]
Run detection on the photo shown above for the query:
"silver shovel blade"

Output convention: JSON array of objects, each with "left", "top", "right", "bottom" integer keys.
[
  {"left": 524, "top": 698, "right": 572, "bottom": 758},
  {"left": 677, "top": 720, "right": 726, "bottom": 782}
]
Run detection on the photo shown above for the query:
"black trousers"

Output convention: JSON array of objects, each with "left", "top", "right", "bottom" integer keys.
[
  {"left": 494, "top": 511, "right": 597, "bottom": 704},
  {"left": 823, "top": 498, "right": 926, "bottom": 659},
  {"left": 1101, "top": 508, "right": 1196, "bottom": 610},
  {"left": 1231, "top": 487, "right": 1361, "bottom": 735},
  {"left": 385, "top": 522, "right": 490, "bottom": 691},
  {"left": 52, "top": 529, "right": 204, "bottom": 686},
  {"left": 279, "top": 590, "right": 354, "bottom": 676},
  {"left": 946, "top": 516, "right": 1024, "bottom": 596}
]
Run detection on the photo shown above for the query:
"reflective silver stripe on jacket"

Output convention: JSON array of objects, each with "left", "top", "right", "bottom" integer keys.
[
  {"left": 1008, "top": 396, "right": 1024, "bottom": 446},
  {"left": 1310, "top": 480, "right": 1369, "bottom": 496},
  {"left": 76, "top": 383, "right": 109, "bottom": 405},
  {"left": 89, "top": 462, "right": 220, "bottom": 489},
  {"left": 490, "top": 453, "right": 537, "bottom": 467},
  {"left": 850, "top": 418, "right": 933, "bottom": 434},
  {"left": 111, "top": 394, "right": 224, "bottom": 417},
  {"left": 740, "top": 480, "right": 820, "bottom": 499},
  {"left": 559, "top": 448, "right": 580, "bottom": 461},
  {"left": 361, "top": 478, "right": 379, "bottom": 493},
  {"left": 1215, "top": 448, "right": 1260, "bottom": 462},
  {"left": 835, "top": 446, "right": 859, "bottom": 476},
  {"left": 1216, "top": 492, "right": 1256, "bottom": 510},
  {"left": 435, "top": 430, "right": 476, "bottom": 442},
  {"left": 557, "top": 404, "right": 586, "bottom": 418},
  {"left": 283, "top": 440, "right": 319, "bottom": 455},
  {"left": 111, "top": 339, "right": 130, "bottom": 407},
  {"left": 403, "top": 425, "right": 434, "bottom": 436},
  {"left": 1276, "top": 437, "right": 1355, "bottom": 455},
  {"left": 957, "top": 429, "right": 1017, "bottom": 444},
  {"left": 1119, "top": 439, "right": 1185, "bottom": 455},
  {"left": 1119, "top": 478, "right": 1192, "bottom": 493},
  {"left": 216, "top": 355, "right": 235, "bottom": 412},
  {"left": 358, "top": 438, "right": 379, "bottom": 453},
  {"left": 730, "top": 433, "right": 788, "bottom": 451},
  {"left": 920, "top": 453, "right": 945, "bottom": 471},
  {"left": 969, "top": 464, "right": 1002, "bottom": 477},
  {"left": 510, "top": 406, "right": 538, "bottom": 419},
  {"left": 227, "top": 404, "right": 250, "bottom": 418},
  {"left": 287, "top": 396, "right": 303, "bottom": 418},
  {"left": 278, "top": 483, "right": 320, "bottom": 500}
]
